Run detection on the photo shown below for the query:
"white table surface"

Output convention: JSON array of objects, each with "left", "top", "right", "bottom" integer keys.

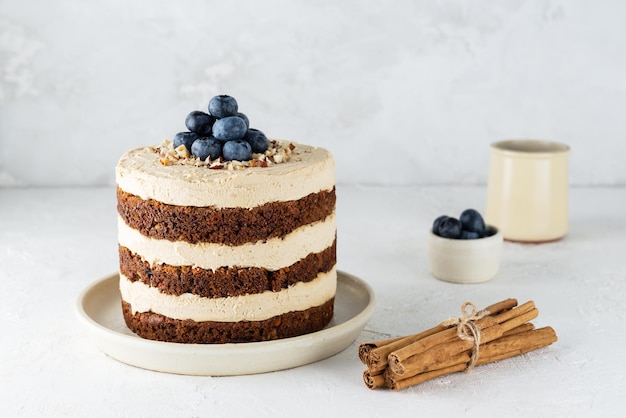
[{"left": 1, "top": 185, "right": 625, "bottom": 417}]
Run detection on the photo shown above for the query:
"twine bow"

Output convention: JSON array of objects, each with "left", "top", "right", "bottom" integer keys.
[{"left": 440, "top": 302, "right": 490, "bottom": 372}]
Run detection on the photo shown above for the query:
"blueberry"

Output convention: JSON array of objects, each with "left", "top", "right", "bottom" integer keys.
[
  {"left": 185, "top": 111, "right": 215, "bottom": 135},
  {"left": 432, "top": 215, "right": 449, "bottom": 235},
  {"left": 208, "top": 95, "right": 238, "bottom": 118},
  {"left": 438, "top": 217, "right": 462, "bottom": 239},
  {"left": 222, "top": 139, "right": 252, "bottom": 161},
  {"left": 483, "top": 225, "right": 497, "bottom": 237},
  {"left": 244, "top": 128, "right": 269, "bottom": 153},
  {"left": 213, "top": 116, "right": 248, "bottom": 142},
  {"left": 460, "top": 209, "right": 486, "bottom": 236},
  {"left": 173, "top": 131, "right": 199, "bottom": 151},
  {"left": 461, "top": 230, "right": 480, "bottom": 240},
  {"left": 236, "top": 112, "right": 250, "bottom": 129},
  {"left": 191, "top": 137, "right": 222, "bottom": 161}
]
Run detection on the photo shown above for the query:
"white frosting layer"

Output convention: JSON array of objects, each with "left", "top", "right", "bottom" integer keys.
[
  {"left": 119, "top": 268, "right": 337, "bottom": 322},
  {"left": 115, "top": 140, "right": 335, "bottom": 208},
  {"left": 117, "top": 212, "right": 336, "bottom": 270}
]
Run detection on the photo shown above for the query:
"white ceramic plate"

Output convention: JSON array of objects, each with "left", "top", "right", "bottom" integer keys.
[{"left": 76, "top": 270, "right": 375, "bottom": 376}]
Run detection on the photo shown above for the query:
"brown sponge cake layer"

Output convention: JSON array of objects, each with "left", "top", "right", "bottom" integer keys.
[
  {"left": 117, "top": 186, "right": 336, "bottom": 246},
  {"left": 118, "top": 238, "right": 336, "bottom": 298},
  {"left": 122, "top": 298, "right": 334, "bottom": 344}
]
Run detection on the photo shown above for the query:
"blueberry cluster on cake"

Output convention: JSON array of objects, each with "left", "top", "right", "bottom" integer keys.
[{"left": 116, "top": 95, "right": 336, "bottom": 344}]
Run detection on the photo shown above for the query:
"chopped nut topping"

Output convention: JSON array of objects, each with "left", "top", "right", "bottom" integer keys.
[
  {"left": 155, "top": 139, "right": 297, "bottom": 169},
  {"left": 175, "top": 144, "right": 190, "bottom": 158}
]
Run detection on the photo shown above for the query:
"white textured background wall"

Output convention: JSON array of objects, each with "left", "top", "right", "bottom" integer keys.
[{"left": 1, "top": 0, "right": 624, "bottom": 187}]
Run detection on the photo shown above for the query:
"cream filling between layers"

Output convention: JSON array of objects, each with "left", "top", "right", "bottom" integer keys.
[
  {"left": 115, "top": 140, "right": 335, "bottom": 208},
  {"left": 119, "top": 267, "right": 337, "bottom": 322},
  {"left": 117, "top": 212, "right": 336, "bottom": 270}
]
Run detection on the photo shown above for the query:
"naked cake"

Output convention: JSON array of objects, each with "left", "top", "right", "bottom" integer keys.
[{"left": 116, "top": 95, "right": 336, "bottom": 344}]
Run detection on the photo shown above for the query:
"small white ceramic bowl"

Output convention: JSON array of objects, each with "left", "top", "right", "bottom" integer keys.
[{"left": 428, "top": 225, "right": 503, "bottom": 284}]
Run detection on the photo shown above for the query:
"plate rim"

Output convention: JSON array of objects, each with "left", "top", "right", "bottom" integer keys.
[{"left": 75, "top": 269, "right": 376, "bottom": 375}]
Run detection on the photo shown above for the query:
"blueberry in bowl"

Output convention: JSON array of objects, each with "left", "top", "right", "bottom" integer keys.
[
  {"left": 432, "top": 208, "right": 495, "bottom": 240},
  {"left": 436, "top": 217, "right": 462, "bottom": 239},
  {"left": 428, "top": 208, "right": 502, "bottom": 283},
  {"left": 460, "top": 208, "right": 487, "bottom": 237}
]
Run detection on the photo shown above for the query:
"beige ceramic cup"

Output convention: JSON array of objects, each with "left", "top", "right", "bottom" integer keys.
[{"left": 486, "top": 140, "right": 570, "bottom": 242}]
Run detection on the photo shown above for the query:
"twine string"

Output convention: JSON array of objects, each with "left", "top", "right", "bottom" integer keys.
[{"left": 440, "top": 302, "right": 490, "bottom": 372}]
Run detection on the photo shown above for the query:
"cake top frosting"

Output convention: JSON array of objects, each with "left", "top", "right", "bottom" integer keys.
[{"left": 116, "top": 139, "right": 335, "bottom": 209}]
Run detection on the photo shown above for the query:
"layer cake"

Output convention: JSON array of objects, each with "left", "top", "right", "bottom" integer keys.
[{"left": 116, "top": 139, "right": 336, "bottom": 344}]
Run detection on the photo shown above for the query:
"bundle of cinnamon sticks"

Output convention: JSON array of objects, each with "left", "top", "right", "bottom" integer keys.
[{"left": 358, "top": 298, "right": 557, "bottom": 391}]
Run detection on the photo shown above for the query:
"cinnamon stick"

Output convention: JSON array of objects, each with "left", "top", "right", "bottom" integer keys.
[
  {"left": 358, "top": 336, "right": 404, "bottom": 365},
  {"left": 363, "top": 369, "right": 386, "bottom": 390},
  {"left": 365, "top": 324, "right": 448, "bottom": 372},
  {"left": 481, "top": 298, "right": 520, "bottom": 316},
  {"left": 361, "top": 298, "right": 518, "bottom": 371},
  {"left": 502, "top": 322, "right": 535, "bottom": 337},
  {"left": 391, "top": 308, "right": 540, "bottom": 376},
  {"left": 492, "top": 300, "right": 535, "bottom": 324},
  {"left": 385, "top": 326, "right": 556, "bottom": 382},
  {"left": 359, "top": 299, "right": 557, "bottom": 391},
  {"left": 385, "top": 327, "right": 557, "bottom": 390},
  {"left": 477, "top": 326, "right": 557, "bottom": 365},
  {"left": 386, "top": 299, "right": 518, "bottom": 372},
  {"left": 482, "top": 308, "right": 539, "bottom": 341},
  {"left": 385, "top": 363, "right": 467, "bottom": 391}
]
